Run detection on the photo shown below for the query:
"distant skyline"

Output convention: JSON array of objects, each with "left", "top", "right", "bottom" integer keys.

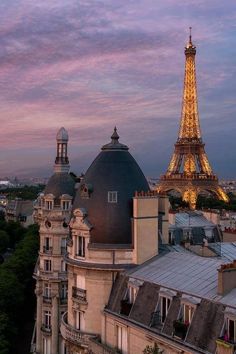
[{"left": 0, "top": 0, "right": 235, "bottom": 178}]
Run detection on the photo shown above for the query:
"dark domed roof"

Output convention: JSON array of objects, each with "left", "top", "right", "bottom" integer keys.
[
  {"left": 73, "top": 129, "right": 149, "bottom": 245},
  {"left": 45, "top": 173, "right": 75, "bottom": 198}
]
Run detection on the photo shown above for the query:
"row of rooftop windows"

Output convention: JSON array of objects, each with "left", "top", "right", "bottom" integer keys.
[
  {"left": 121, "top": 283, "right": 236, "bottom": 344},
  {"left": 41, "top": 191, "right": 118, "bottom": 210}
]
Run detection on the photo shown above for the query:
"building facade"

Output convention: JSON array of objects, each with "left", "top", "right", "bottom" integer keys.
[
  {"left": 33, "top": 127, "right": 236, "bottom": 354},
  {"left": 34, "top": 128, "right": 75, "bottom": 354}
]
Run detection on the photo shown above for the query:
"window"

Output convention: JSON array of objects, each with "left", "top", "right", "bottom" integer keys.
[
  {"left": 61, "top": 260, "right": 67, "bottom": 272},
  {"left": 62, "top": 201, "right": 70, "bottom": 210},
  {"left": 117, "top": 325, "right": 128, "bottom": 354},
  {"left": 226, "top": 318, "right": 236, "bottom": 342},
  {"left": 44, "top": 283, "right": 51, "bottom": 298},
  {"left": 44, "top": 260, "right": 52, "bottom": 272},
  {"left": 58, "top": 143, "right": 62, "bottom": 156},
  {"left": 43, "top": 337, "right": 51, "bottom": 354},
  {"left": 62, "top": 144, "right": 66, "bottom": 157},
  {"left": 61, "top": 238, "right": 67, "bottom": 254},
  {"left": 61, "top": 284, "right": 68, "bottom": 299},
  {"left": 108, "top": 191, "right": 118, "bottom": 203},
  {"left": 46, "top": 201, "right": 53, "bottom": 210},
  {"left": 128, "top": 285, "right": 138, "bottom": 304},
  {"left": 183, "top": 304, "right": 195, "bottom": 324},
  {"left": 44, "top": 310, "right": 51, "bottom": 329},
  {"left": 160, "top": 296, "right": 171, "bottom": 323},
  {"left": 75, "top": 311, "right": 85, "bottom": 331},
  {"left": 44, "top": 237, "right": 51, "bottom": 251},
  {"left": 76, "top": 236, "right": 85, "bottom": 257}
]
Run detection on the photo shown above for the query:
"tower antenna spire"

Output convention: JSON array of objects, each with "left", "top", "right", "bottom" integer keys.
[{"left": 189, "top": 26, "right": 193, "bottom": 46}]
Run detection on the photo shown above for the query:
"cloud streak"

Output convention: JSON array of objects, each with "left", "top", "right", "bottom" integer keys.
[{"left": 0, "top": 0, "right": 235, "bottom": 177}]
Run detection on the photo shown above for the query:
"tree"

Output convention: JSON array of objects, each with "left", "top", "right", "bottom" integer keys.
[
  {"left": 143, "top": 343, "right": 164, "bottom": 354},
  {"left": 0, "top": 231, "right": 9, "bottom": 254}
]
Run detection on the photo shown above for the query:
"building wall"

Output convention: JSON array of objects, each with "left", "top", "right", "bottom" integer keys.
[{"left": 104, "top": 314, "right": 194, "bottom": 354}]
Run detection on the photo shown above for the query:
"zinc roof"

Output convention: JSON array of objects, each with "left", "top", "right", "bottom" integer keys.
[{"left": 130, "top": 243, "right": 236, "bottom": 308}]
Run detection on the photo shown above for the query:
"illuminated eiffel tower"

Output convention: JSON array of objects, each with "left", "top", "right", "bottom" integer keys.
[{"left": 157, "top": 29, "right": 229, "bottom": 209}]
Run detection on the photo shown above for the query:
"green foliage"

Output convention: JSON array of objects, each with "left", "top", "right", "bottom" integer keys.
[
  {"left": 0, "top": 222, "right": 39, "bottom": 353},
  {"left": 0, "top": 231, "right": 9, "bottom": 254},
  {"left": 0, "top": 185, "right": 45, "bottom": 201},
  {"left": 143, "top": 343, "right": 164, "bottom": 354},
  {"left": 0, "top": 220, "right": 26, "bottom": 250}
]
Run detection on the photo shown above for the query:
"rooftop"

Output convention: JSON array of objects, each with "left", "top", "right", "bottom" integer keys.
[
  {"left": 170, "top": 211, "right": 215, "bottom": 228},
  {"left": 129, "top": 243, "right": 236, "bottom": 308}
]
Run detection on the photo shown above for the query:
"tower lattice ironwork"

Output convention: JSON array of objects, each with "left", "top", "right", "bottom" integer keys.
[{"left": 157, "top": 29, "right": 229, "bottom": 209}]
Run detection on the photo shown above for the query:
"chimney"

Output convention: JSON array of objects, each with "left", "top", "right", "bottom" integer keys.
[
  {"left": 132, "top": 192, "right": 159, "bottom": 265},
  {"left": 217, "top": 260, "right": 236, "bottom": 295}
]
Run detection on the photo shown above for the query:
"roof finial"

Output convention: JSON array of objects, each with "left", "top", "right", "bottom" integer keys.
[
  {"left": 189, "top": 26, "right": 192, "bottom": 44},
  {"left": 111, "top": 126, "right": 119, "bottom": 143},
  {"left": 101, "top": 126, "right": 128, "bottom": 151}
]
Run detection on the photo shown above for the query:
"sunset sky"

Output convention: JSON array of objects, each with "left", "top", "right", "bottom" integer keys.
[{"left": 0, "top": 0, "right": 235, "bottom": 178}]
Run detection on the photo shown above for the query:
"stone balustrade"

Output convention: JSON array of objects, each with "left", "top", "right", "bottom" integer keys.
[{"left": 60, "top": 312, "right": 96, "bottom": 347}]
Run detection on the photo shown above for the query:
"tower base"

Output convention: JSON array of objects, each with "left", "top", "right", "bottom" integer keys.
[{"left": 157, "top": 174, "right": 229, "bottom": 209}]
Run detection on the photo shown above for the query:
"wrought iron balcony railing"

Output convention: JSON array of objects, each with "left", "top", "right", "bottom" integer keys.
[
  {"left": 41, "top": 324, "right": 52, "bottom": 334},
  {"left": 43, "top": 246, "right": 53, "bottom": 254},
  {"left": 173, "top": 320, "right": 189, "bottom": 339},
  {"left": 43, "top": 296, "right": 52, "bottom": 304}
]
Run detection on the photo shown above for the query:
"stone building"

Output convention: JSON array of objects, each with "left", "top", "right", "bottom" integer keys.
[
  {"left": 33, "top": 127, "right": 75, "bottom": 354},
  {"left": 6, "top": 198, "right": 34, "bottom": 226},
  {"left": 33, "top": 128, "right": 236, "bottom": 354}
]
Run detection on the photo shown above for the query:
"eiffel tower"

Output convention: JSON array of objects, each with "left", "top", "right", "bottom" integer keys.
[{"left": 157, "top": 29, "right": 229, "bottom": 209}]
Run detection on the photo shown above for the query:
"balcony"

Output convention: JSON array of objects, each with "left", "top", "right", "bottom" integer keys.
[
  {"left": 72, "top": 287, "right": 87, "bottom": 303},
  {"left": 150, "top": 311, "right": 163, "bottom": 329},
  {"left": 41, "top": 324, "right": 52, "bottom": 335},
  {"left": 60, "top": 312, "right": 96, "bottom": 347},
  {"left": 216, "top": 338, "right": 236, "bottom": 354},
  {"left": 60, "top": 297, "right": 67, "bottom": 305},
  {"left": 43, "top": 246, "right": 53, "bottom": 255},
  {"left": 173, "top": 320, "right": 189, "bottom": 339},
  {"left": 43, "top": 296, "right": 52, "bottom": 304}
]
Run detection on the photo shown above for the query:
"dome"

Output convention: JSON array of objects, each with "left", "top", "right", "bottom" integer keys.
[
  {"left": 73, "top": 128, "right": 149, "bottom": 244},
  {"left": 56, "top": 127, "right": 68, "bottom": 141},
  {"left": 44, "top": 173, "right": 75, "bottom": 199}
]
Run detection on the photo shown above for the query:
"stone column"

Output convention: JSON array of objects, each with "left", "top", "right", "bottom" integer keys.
[
  {"left": 52, "top": 295, "right": 59, "bottom": 354},
  {"left": 36, "top": 288, "right": 43, "bottom": 353}
]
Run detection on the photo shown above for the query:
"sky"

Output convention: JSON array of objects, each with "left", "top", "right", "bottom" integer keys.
[{"left": 0, "top": 0, "right": 235, "bottom": 178}]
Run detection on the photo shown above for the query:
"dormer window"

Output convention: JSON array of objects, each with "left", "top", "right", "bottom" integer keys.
[
  {"left": 62, "top": 201, "right": 70, "bottom": 210},
  {"left": 173, "top": 295, "right": 200, "bottom": 339},
  {"left": 46, "top": 200, "right": 53, "bottom": 210},
  {"left": 120, "top": 278, "right": 143, "bottom": 317},
  {"left": 76, "top": 236, "right": 85, "bottom": 258},
  {"left": 128, "top": 285, "right": 138, "bottom": 304},
  {"left": 183, "top": 303, "right": 195, "bottom": 324},
  {"left": 160, "top": 296, "right": 171, "bottom": 323},
  {"left": 151, "top": 288, "right": 175, "bottom": 327},
  {"left": 226, "top": 318, "right": 236, "bottom": 342},
  {"left": 108, "top": 191, "right": 117, "bottom": 203},
  {"left": 80, "top": 184, "right": 93, "bottom": 199},
  {"left": 221, "top": 308, "right": 236, "bottom": 344}
]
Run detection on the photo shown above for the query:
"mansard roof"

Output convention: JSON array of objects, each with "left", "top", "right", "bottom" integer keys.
[{"left": 44, "top": 172, "right": 75, "bottom": 199}]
